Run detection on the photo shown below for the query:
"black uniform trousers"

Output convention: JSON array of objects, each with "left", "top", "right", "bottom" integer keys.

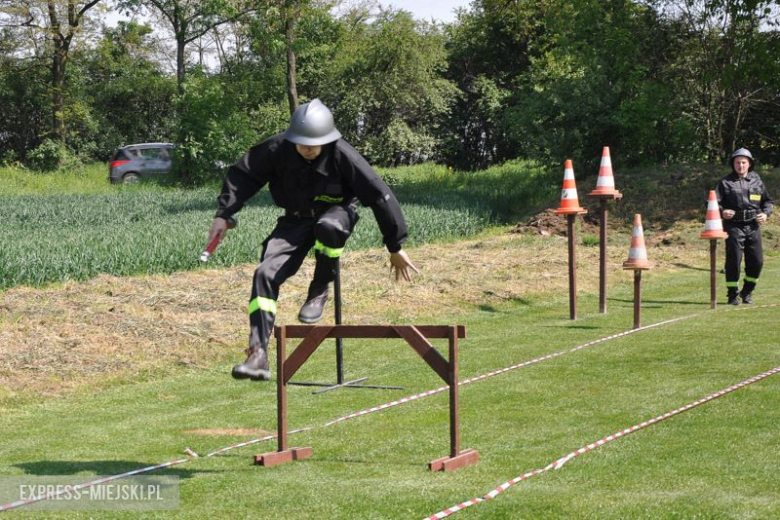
[
  {"left": 248, "top": 204, "right": 358, "bottom": 353},
  {"left": 724, "top": 221, "right": 763, "bottom": 295}
]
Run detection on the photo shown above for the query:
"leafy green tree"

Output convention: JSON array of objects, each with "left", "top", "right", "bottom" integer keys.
[
  {"left": 320, "top": 8, "right": 457, "bottom": 166},
  {"left": 0, "top": 0, "right": 104, "bottom": 146},
  {"left": 72, "top": 21, "right": 177, "bottom": 157},
  {"left": 657, "top": 0, "right": 780, "bottom": 162},
  {"left": 118, "top": 0, "right": 255, "bottom": 93}
]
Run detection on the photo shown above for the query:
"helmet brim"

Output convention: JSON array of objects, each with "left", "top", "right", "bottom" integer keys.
[{"left": 283, "top": 128, "right": 342, "bottom": 147}]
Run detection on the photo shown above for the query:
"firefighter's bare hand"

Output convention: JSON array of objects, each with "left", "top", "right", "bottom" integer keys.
[
  {"left": 389, "top": 250, "right": 420, "bottom": 282},
  {"left": 757, "top": 212, "right": 768, "bottom": 225},
  {"left": 208, "top": 217, "right": 229, "bottom": 244},
  {"left": 722, "top": 209, "right": 735, "bottom": 219}
]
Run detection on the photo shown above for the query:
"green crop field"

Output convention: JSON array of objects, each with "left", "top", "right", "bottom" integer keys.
[{"left": 0, "top": 161, "right": 555, "bottom": 290}]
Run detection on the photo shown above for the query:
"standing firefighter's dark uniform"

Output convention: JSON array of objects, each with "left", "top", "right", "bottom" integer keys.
[
  {"left": 715, "top": 148, "right": 773, "bottom": 305},
  {"left": 208, "top": 99, "right": 415, "bottom": 381}
]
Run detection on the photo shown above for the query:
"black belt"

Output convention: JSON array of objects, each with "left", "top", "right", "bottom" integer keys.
[
  {"left": 286, "top": 208, "right": 317, "bottom": 218},
  {"left": 730, "top": 209, "right": 757, "bottom": 222}
]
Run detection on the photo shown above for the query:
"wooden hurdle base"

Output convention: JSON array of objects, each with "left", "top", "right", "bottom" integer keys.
[
  {"left": 254, "top": 447, "right": 313, "bottom": 467},
  {"left": 429, "top": 448, "right": 479, "bottom": 472}
]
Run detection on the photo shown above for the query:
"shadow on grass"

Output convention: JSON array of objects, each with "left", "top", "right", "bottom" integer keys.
[
  {"left": 14, "top": 461, "right": 203, "bottom": 480},
  {"left": 609, "top": 297, "right": 705, "bottom": 306},
  {"left": 672, "top": 262, "right": 710, "bottom": 272}
]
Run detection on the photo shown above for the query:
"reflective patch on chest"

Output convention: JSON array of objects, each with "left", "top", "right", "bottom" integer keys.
[{"left": 750, "top": 194, "right": 761, "bottom": 201}]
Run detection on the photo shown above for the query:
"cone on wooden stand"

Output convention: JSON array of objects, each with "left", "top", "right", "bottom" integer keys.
[
  {"left": 623, "top": 214, "right": 653, "bottom": 270},
  {"left": 699, "top": 190, "right": 729, "bottom": 240},
  {"left": 554, "top": 159, "right": 587, "bottom": 215},
  {"left": 589, "top": 146, "right": 622, "bottom": 198}
]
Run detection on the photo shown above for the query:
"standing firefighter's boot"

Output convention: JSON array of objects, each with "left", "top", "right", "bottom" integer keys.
[
  {"left": 298, "top": 282, "right": 329, "bottom": 324},
  {"left": 727, "top": 288, "right": 740, "bottom": 306},
  {"left": 740, "top": 289, "right": 753, "bottom": 304},
  {"left": 231, "top": 347, "right": 271, "bottom": 381}
]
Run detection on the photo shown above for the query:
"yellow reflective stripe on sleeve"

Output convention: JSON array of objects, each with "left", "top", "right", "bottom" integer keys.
[
  {"left": 313, "top": 195, "right": 344, "bottom": 203},
  {"left": 314, "top": 240, "right": 344, "bottom": 258},
  {"left": 249, "top": 296, "right": 277, "bottom": 315}
]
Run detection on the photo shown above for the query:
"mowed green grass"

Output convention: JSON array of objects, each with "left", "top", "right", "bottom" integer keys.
[
  {"left": 0, "top": 161, "right": 554, "bottom": 290},
  {"left": 1, "top": 257, "right": 778, "bottom": 518}
]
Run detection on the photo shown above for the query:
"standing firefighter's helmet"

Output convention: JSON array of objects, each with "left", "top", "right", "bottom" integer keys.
[
  {"left": 283, "top": 99, "right": 342, "bottom": 146},
  {"left": 730, "top": 147, "right": 755, "bottom": 170}
]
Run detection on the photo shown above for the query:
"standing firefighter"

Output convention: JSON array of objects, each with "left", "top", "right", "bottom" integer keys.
[
  {"left": 715, "top": 148, "right": 773, "bottom": 305},
  {"left": 206, "top": 99, "right": 419, "bottom": 381}
]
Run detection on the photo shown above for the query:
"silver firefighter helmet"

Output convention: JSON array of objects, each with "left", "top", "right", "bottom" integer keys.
[
  {"left": 283, "top": 99, "right": 342, "bottom": 146},
  {"left": 730, "top": 147, "right": 754, "bottom": 169}
]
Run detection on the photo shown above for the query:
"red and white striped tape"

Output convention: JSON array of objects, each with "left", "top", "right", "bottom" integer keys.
[
  {"left": 205, "top": 427, "right": 312, "bottom": 457},
  {"left": 425, "top": 364, "right": 780, "bottom": 519}
]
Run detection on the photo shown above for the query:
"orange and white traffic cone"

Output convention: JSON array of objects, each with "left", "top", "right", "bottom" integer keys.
[
  {"left": 699, "top": 190, "right": 729, "bottom": 240},
  {"left": 554, "top": 159, "right": 587, "bottom": 215},
  {"left": 623, "top": 214, "right": 652, "bottom": 270},
  {"left": 589, "top": 146, "right": 621, "bottom": 197}
]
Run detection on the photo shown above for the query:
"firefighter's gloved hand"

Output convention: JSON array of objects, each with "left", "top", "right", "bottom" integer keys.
[
  {"left": 207, "top": 217, "right": 230, "bottom": 246},
  {"left": 390, "top": 250, "right": 419, "bottom": 282}
]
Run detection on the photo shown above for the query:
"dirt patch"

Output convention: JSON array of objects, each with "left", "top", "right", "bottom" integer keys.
[{"left": 511, "top": 208, "right": 602, "bottom": 236}]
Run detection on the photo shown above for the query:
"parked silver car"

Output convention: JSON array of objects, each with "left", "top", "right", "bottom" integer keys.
[{"left": 109, "top": 143, "right": 174, "bottom": 184}]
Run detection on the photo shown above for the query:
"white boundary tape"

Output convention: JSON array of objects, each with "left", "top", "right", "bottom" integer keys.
[{"left": 424, "top": 364, "right": 780, "bottom": 519}]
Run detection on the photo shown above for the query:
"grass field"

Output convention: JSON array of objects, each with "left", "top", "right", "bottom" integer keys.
[
  {"left": 1, "top": 160, "right": 779, "bottom": 518},
  {"left": 0, "top": 250, "right": 778, "bottom": 518}
]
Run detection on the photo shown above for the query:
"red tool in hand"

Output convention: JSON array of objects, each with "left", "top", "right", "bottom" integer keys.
[{"left": 200, "top": 216, "right": 238, "bottom": 262}]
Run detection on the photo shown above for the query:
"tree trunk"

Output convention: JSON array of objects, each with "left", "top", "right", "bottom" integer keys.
[
  {"left": 51, "top": 40, "right": 67, "bottom": 144},
  {"left": 177, "top": 35, "right": 186, "bottom": 95},
  {"left": 285, "top": 1, "right": 299, "bottom": 114}
]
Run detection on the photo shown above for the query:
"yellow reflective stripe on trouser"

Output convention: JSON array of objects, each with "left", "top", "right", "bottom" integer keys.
[
  {"left": 744, "top": 276, "right": 759, "bottom": 283},
  {"left": 249, "top": 297, "right": 277, "bottom": 315},
  {"left": 726, "top": 281, "right": 739, "bottom": 288},
  {"left": 314, "top": 240, "right": 344, "bottom": 258}
]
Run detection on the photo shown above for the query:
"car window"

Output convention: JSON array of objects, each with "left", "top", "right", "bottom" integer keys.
[{"left": 138, "top": 148, "right": 169, "bottom": 160}]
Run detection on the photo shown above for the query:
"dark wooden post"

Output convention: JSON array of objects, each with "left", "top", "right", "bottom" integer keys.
[
  {"left": 633, "top": 270, "right": 642, "bottom": 329},
  {"left": 588, "top": 193, "right": 622, "bottom": 313},
  {"left": 567, "top": 214, "right": 578, "bottom": 320}
]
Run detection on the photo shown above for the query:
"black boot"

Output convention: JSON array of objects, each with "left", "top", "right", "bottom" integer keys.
[
  {"left": 298, "top": 282, "right": 329, "bottom": 323},
  {"left": 740, "top": 290, "right": 753, "bottom": 304},
  {"left": 231, "top": 348, "right": 270, "bottom": 381},
  {"left": 727, "top": 288, "right": 740, "bottom": 306}
]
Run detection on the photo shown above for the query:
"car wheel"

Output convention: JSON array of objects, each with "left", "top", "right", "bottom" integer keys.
[{"left": 122, "top": 172, "right": 141, "bottom": 184}]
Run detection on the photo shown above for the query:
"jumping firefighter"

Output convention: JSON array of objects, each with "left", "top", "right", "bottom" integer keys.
[
  {"left": 715, "top": 148, "right": 773, "bottom": 305},
  {"left": 206, "top": 99, "right": 419, "bottom": 381}
]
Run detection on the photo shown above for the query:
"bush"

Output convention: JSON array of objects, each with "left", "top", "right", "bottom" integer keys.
[{"left": 26, "top": 139, "right": 81, "bottom": 172}]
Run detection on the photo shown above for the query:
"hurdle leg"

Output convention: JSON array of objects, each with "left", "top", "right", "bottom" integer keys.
[
  {"left": 255, "top": 326, "right": 312, "bottom": 466},
  {"left": 429, "top": 326, "right": 479, "bottom": 472}
]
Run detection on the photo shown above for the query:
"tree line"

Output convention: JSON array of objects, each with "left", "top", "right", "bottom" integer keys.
[{"left": 1, "top": 0, "right": 778, "bottom": 180}]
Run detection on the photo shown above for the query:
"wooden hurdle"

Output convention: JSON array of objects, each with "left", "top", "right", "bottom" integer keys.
[{"left": 254, "top": 324, "right": 478, "bottom": 472}]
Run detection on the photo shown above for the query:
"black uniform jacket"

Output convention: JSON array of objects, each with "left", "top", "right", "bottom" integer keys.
[
  {"left": 715, "top": 170, "right": 773, "bottom": 221},
  {"left": 216, "top": 133, "right": 408, "bottom": 252}
]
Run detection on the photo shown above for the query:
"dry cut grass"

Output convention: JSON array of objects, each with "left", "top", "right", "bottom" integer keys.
[{"left": 0, "top": 227, "right": 713, "bottom": 401}]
